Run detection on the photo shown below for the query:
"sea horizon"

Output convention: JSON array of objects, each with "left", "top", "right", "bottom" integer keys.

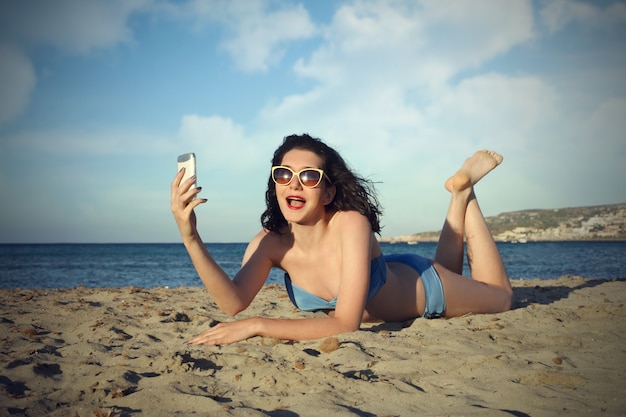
[{"left": 1, "top": 241, "right": 625, "bottom": 289}]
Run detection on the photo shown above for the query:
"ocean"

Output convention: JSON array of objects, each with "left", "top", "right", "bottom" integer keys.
[{"left": 0, "top": 241, "right": 624, "bottom": 289}]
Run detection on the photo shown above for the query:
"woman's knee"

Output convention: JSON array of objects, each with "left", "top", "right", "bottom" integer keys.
[{"left": 497, "top": 287, "right": 513, "bottom": 312}]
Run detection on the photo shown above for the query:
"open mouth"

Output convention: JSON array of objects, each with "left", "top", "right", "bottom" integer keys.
[{"left": 287, "top": 196, "right": 306, "bottom": 209}]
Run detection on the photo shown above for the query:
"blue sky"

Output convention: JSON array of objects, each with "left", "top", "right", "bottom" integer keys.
[{"left": 1, "top": 0, "right": 625, "bottom": 243}]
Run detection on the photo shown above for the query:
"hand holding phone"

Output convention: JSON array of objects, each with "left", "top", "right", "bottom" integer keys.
[{"left": 177, "top": 152, "right": 197, "bottom": 190}]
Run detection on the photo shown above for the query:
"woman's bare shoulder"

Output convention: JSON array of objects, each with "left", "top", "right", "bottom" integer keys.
[
  {"left": 248, "top": 229, "right": 284, "bottom": 250},
  {"left": 244, "top": 229, "right": 292, "bottom": 263},
  {"left": 330, "top": 210, "right": 371, "bottom": 230}
]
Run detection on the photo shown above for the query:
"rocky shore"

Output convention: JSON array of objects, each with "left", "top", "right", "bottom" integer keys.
[{"left": 381, "top": 203, "right": 626, "bottom": 243}]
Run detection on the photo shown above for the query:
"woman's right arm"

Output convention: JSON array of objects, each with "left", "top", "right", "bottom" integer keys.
[{"left": 170, "top": 169, "right": 271, "bottom": 315}]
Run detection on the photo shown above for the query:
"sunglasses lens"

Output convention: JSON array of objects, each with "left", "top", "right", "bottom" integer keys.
[
  {"left": 299, "top": 170, "right": 322, "bottom": 187},
  {"left": 273, "top": 167, "right": 293, "bottom": 185}
]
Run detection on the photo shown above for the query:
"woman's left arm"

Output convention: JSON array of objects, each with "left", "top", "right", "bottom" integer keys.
[
  {"left": 187, "top": 315, "right": 358, "bottom": 345},
  {"left": 188, "top": 212, "right": 373, "bottom": 345}
]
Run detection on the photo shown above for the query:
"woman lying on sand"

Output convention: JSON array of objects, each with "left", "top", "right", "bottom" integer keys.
[{"left": 171, "top": 134, "right": 513, "bottom": 345}]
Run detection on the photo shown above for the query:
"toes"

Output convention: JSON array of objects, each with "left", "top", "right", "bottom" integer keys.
[{"left": 483, "top": 150, "right": 503, "bottom": 165}]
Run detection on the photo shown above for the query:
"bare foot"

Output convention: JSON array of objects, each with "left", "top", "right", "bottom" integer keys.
[{"left": 445, "top": 150, "right": 503, "bottom": 192}]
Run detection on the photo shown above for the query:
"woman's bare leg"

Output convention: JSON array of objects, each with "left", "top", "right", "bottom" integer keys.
[
  {"left": 433, "top": 151, "right": 513, "bottom": 316},
  {"left": 435, "top": 151, "right": 503, "bottom": 275}
]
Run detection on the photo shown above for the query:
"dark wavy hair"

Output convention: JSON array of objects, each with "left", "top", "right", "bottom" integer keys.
[{"left": 261, "top": 134, "right": 382, "bottom": 234}]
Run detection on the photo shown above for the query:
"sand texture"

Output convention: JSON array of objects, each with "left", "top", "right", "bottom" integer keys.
[{"left": 1, "top": 276, "right": 625, "bottom": 416}]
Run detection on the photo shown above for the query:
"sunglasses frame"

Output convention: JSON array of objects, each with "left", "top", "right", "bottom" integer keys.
[{"left": 271, "top": 165, "right": 332, "bottom": 188}]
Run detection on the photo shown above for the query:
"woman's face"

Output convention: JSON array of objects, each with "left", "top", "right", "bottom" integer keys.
[{"left": 275, "top": 149, "right": 334, "bottom": 225}]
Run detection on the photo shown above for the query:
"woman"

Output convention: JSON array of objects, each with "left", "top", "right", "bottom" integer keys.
[{"left": 171, "top": 134, "right": 513, "bottom": 345}]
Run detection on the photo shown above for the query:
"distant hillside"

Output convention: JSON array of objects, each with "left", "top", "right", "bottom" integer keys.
[{"left": 380, "top": 203, "right": 626, "bottom": 243}]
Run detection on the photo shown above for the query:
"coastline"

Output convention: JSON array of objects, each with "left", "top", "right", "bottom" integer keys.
[
  {"left": 380, "top": 202, "right": 626, "bottom": 243},
  {"left": 1, "top": 276, "right": 625, "bottom": 416}
]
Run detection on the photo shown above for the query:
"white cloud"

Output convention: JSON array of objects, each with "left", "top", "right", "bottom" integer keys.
[
  {"left": 265, "top": 0, "right": 536, "bottom": 130},
  {"left": 427, "top": 73, "right": 557, "bottom": 146},
  {"left": 178, "top": 0, "right": 317, "bottom": 72},
  {"left": 177, "top": 114, "right": 261, "bottom": 167},
  {"left": 569, "top": 97, "right": 626, "bottom": 166},
  {"left": 0, "top": 43, "right": 36, "bottom": 127},
  {"left": 220, "top": 4, "right": 317, "bottom": 72},
  {"left": 294, "top": 0, "right": 534, "bottom": 85}
]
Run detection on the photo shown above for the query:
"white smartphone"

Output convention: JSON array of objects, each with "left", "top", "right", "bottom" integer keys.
[{"left": 177, "top": 152, "right": 196, "bottom": 190}]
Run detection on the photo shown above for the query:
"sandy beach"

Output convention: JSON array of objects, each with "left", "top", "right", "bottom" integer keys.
[{"left": 1, "top": 276, "right": 625, "bottom": 416}]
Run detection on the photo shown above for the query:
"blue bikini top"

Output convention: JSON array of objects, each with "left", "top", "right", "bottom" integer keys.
[{"left": 284, "top": 254, "right": 387, "bottom": 312}]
